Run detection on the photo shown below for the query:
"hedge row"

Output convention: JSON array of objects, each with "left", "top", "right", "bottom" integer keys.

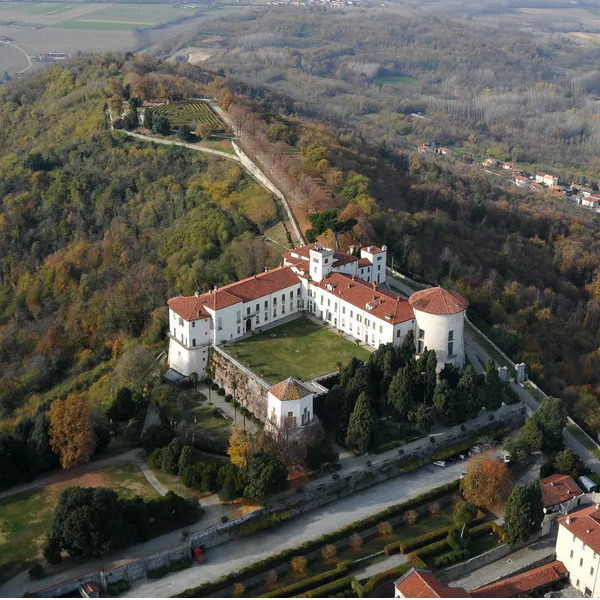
[
  {"left": 175, "top": 480, "right": 460, "bottom": 597},
  {"left": 298, "top": 575, "right": 357, "bottom": 598},
  {"left": 361, "top": 563, "right": 412, "bottom": 596},
  {"left": 147, "top": 557, "right": 192, "bottom": 579},
  {"left": 384, "top": 510, "right": 487, "bottom": 556},
  {"left": 259, "top": 562, "right": 351, "bottom": 598},
  {"left": 469, "top": 521, "right": 507, "bottom": 542},
  {"left": 434, "top": 548, "right": 470, "bottom": 568}
]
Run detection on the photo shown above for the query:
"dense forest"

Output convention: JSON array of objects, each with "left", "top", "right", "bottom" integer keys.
[{"left": 163, "top": 6, "right": 600, "bottom": 178}]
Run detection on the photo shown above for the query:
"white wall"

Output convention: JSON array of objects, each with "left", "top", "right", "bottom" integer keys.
[
  {"left": 168, "top": 337, "right": 209, "bottom": 376},
  {"left": 360, "top": 247, "right": 387, "bottom": 283},
  {"left": 413, "top": 308, "right": 465, "bottom": 368},
  {"left": 267, "top": 391, "right": 313, "bottom": 429},
  {"left": 556, "top": 523, "right": 600, "bottom": 597}
]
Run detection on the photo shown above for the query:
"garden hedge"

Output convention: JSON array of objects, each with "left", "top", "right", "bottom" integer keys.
[
  {"left": 259, "top": 562, "right": 351, "bottom": 598},
  {"left": 361, "top": 563, "right": 412, "bottom": 596},
  {"left": 175, "top": 480, "right": 460, "bottom": 597},
  {"left": 298, "top": 575, "right": 357, "bottom": 598}
]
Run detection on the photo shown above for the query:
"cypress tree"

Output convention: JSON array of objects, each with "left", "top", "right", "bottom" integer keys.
[
  {"left": 387, "top": 366, "right": 413, "bottom": 421},
  {"left": 504, "top": 481, "right": 543, "bottom": 545},
  {"left": 345, "top": 392, "right": 376, "bottom": 453}
]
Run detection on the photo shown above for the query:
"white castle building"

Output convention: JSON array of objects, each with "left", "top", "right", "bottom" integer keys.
[{"left": 167, "top": 243, "right": 468, "bottom": 430}]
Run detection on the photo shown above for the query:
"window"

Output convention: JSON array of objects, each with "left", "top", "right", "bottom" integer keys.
[
  {"left": 192, "top": 338, "right": 196, "bottom": 346},
  {"left": 290, "top": 290, "right": 294, "bottom": 299},
  {"left": 349, "top": 324, "right": 353, "bottom": 332},
  {"left": 448, "top": 330, "right": 454, "bottom": 341},
  {"left": 350, "top": 310, "right": 354, "bottom": 318},
  {"left": 264, "top": 312, "right": 268, "bottom": 322},
  {"left": 342, "top": 306, "right": 346, "bottom": 314},
  {"left": 357, "top": 315, "right": 362, "bottom": 323},
  {"left": 378, "top": 265, "right": 381, "bottom": 271},
  {"left": 173, "top": 312, "right": 176, "bottom": 320},
  {"left": 255, "top": 316, "right": 259, "bottom": 324},
  {"left": 192, "top": 321, "right": 195, "bottom": 328},
  {"left": 583, "top": 542, "right": 586, "bottom": 550},
  {"left": 335, "top": 303, "right": 337, "bottom": 311},
  {"left": 380, "top": 325, "right": 383, "bottom": 333},
  {"left": 571, "top": 550, "right": 574, "bottom": 559},
  {"left": 282, "top": 305, "right": 286, "bottom": 314},
  {"left": 255, "top": 303, "right": 259, "bottom": 312},
  {"left": 282, "top": 294, "right": 285, "bottom": 302},
  {"left": 577, "top": 580, "right": 580, "bottom": 588},
  {"left": 372, "top": 321, "right": 376, "bottom": 330},
  {"left": 595, "top": 552, "right": 597, "bottom": 559},
  {"left": 217, "top": 317, "right": 222, "bottom": 331},
  {"left": 365, "top": 318, "right": 370, "bottom": 327},
  {"left": 580, "top": 558, "right": 584, "bottom": 567},
  {"left": 179, "top": 317, "right": 183, "bottom": 327},
  {"left": 574, "top": 535, "right": 577, "bottom": 542},
  {"left": 174, "top": 328, "right": 177, "bottom": 338},
  {"left": 290, "top": 301, "right": 293, "bottom": 312},
  {"left": 321, "top": 295, "right": 324, "bottom": 304},
  {"left": 324, "top": 258, "right": 329, "bottom": 264},
  {"left": 591, "top": 567, "right": 594, "bottom": 576},
  {"left": 265, "top": 300, "right": 268, "bottom": 309},
  {"left": 342, "top": 319, "right": 345, "bottom": 327},
  {"left": 273, "top": 309, "right": 277, "bottom": 318},
  {"left": 328, "top": 299, "right": 331, "bottom": 307},
  {"left": 236, "top": 310, "right": 241, "bottom": 323},
  {"left": 273, "top": 297, "right": 277, "bottom": 306},
  {"left": 237, "top": 326, "right": 240, "bottom": 334},
  {"left": 448, "top": 342, "right": 454, "bottom": 356},
  {"left": 397, "top": 330, "right": 401, "bottom": 338},
  {"left": 312, "top": 257, "right": 318, "bottom": 263},
  {"left": 246, "top": 307, "right": 250, "bottom": 315}
]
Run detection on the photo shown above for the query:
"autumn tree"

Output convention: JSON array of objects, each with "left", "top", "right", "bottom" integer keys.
[
  {"left": 227, "top": 425, "right": 250, "bottom": 470},
  {"left": 49, "top": 395, "right": 97, "bottom": 469},
  {"left": 461, "top": 451, "right": 512, "bottom": 510}
]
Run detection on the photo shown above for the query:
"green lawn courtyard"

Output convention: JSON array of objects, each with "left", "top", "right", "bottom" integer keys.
[{"left": 226, "top": 316, "right": 371, "bottom": 384}]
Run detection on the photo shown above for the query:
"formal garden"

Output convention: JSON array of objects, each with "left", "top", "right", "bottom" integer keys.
[
  {"left": 227, "top": 316, "right": 371, "bottom": 384},
  {"left": 150, "top": 100, "right": 225, "bottom": 130}
]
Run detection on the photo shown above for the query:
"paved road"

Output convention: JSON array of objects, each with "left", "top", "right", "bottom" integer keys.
[{"left": 124, "top": 461, "right": 467, "bottom": 598}]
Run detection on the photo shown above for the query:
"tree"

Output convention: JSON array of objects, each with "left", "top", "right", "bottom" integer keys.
[
  {"left": 536, "top": 397, "right": 568, "bottom": 452},
  {"left": 424, "top": 350, "right": 438, "bottom": 404},
  {"left": 49, "top": 395, "right": 96, "bottom": 469},
  {"left": 244, "top": 453, "right": 288, "bottom": 501},
  {"left": 432, "top": 378, "right": 458, "bottom": 424},
  {"left": 457, "top": 365, "right": 480, "bottom": 419},
  {"left": 461, "top": 451, "right": 512, "bottom": 510},
  {"left": 108, "top": 387, "right": 136, "bottom": 422},
  {"left": 28, "top": 412, "right": 59, "bottom": 474},
  {"left": 305, "top": 210, "right": 358, "bottom": 249},
  {"left": 152, "top": 115, "right": 171, "bottom": 136},
  {"left": 387, "top": 366, "right": 413, "bottom": 420},
  {"left": 345, "top": 392, "right": 376, "bottom": 453},
  {"left": 123, "top": 108, "right": 139, "bottom": 130},
  {"left": 321, "top": 384, "right": 345, "bottom": 430},
  {"left": 143, "top": 107, "right": 153, "bottom": 129},
  {"left": 227, "top": 425, "right": 250, "bottom": 470},
  {"left": 504, "top": 481, "right": 544, "bottom": 545},
  {"left": 515, "top": 416, "right": 544, "bottom": 455},
  {"left": 0, "top": 433, "right": 30, "bottom": 490},
  {"left": 552, "top": 448, "right": 583, "bottom": 479},
  {"left": 196, "top": 121, "right": 215, "bottom": 140},
  {"left": 453, "top": 501, "right": 478, "bottom": 529},
  {"left": 411, "top": 403, "right": 435, "bottom": 432},
  {"left": 189, "top": 372, "right": 199, "bottom": 393},
  {"left": 217, "top": 463, "right": 247, "bottom": 501},
  {"left": 484, "top": 360, "right": 503, "bottom": 410},
  {"left": 178, "top": 124, "right": 193, "bottom": 142},
  {"left": 161, "top": 437, "right": 183, "bottom": 474},
  {"left": 439, "top": 363, "right": 461, "bottom": 388}
]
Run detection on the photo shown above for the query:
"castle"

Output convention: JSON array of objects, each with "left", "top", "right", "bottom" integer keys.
[{"left": 167, "top": 243, "right": 468, "bottom": 431}]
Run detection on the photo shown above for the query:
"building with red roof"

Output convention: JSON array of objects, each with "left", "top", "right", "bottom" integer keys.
[
  {"left": 541, "top": 474, "right": 584, "bottom": 514},
  {"left": 556, "top": 504, "right": 600, "bottom": 596},
  {"left": 394, "top": 568, "right": 471, "bottom": 598},
  {"left": 167, "top": 242, "right": 468, "bottom": 406}
]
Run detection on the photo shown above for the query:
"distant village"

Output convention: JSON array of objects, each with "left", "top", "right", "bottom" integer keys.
[{"left": 418, "top": 143, "right": 600, "bottom": 216}]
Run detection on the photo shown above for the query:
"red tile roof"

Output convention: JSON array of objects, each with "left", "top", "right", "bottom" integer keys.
[
  {"left": 363, "top": 245, "right": 385, "bottom": 254},
  {"left": 408, "top": 286, "right": 468, "bottom": 315},
  {"left": 168, "top": 296, "right": 210, "bottom": 321},
  {"left": 282, "top": 244, "right": 360, "bottom": 269},
  {"left": 395, "top": 569, "right": 471, "bottom": 598},
  {"left": 558, "top": 504, "right": 600, "bottom": 554},
  {"left": 315, "top": 272, "right": 414, "bottom": 325},
  {"left": 269, "top": 377, "right": 312, "bottom": 400},
  {"left": 358, "top": 258, "right": 372, "bottom": 267},
  {"left": 169, "top": 267, "right": 301, "bottom": 319},
  {"left": 471, "top": 560, "right": 567, "bottom": 598},
  {"left": 541, "top": 474, "right": 583, "bottom": 508}
]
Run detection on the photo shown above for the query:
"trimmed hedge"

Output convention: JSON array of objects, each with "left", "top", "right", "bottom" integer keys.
[
  {"left": 148, "top": 557, "right": 192, "bottom": 579},
  {"left": 176, "top": 480, "right": 460, "bottom": 597},
  {"left": 469, "top": 521, "right": 506, "bottom": 542},
  {"left": 106, "top": 580, "right": 130, "bottom": 596},
  {"left": 260, "top": 562, "right": 350, "bottom": 598},
  {"left": 434, "top": 548, "right": 470, "bottom": 568},
  {"left": 299, "top": 575, "right": 357, "bottom": 598},
  {"left": 361, "top": 563, "right": 412, "bottom": 596}
]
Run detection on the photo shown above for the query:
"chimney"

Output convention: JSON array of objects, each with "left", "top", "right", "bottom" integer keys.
[
  {"left": 352, "top": 275, "right": 356, "bottom": 281},
  {"left": 382, "top": 244, "right": 387, "bottom": 251},
  {"left": 372, "top": 281, "right": 377, "bottom": 290},
  {"left": 254, "top": 275, "right": 257, "bottom": 279},
  {"left": 265, "top": 267, "right": 268, "bottom": 273},
  {"left": 550, "top": 482, "right": 555, "bottom": 486},
  {"left": 213, "top": 285, "right": 218, "bottom": 291},
  {"left": 596, "top": 503, "right": 600, "bottom": 510},
  {"left": 194, "top": 291, "right": 200, "bottom": 298},
  {"left": 566, "top": 516, "right": 572, "bottom": 525},
  {"left": 588, "top": 529, "right": 592, "bottom": 534}
]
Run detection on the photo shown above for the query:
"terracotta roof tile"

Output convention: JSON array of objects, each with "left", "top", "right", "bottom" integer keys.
[
  {"left": 471, "top": 560, "right": 567, "bottom": 597},
  {"left": 558, "top": 505, "right": 600, "bottom": 554},
  {"left": 315, "top": 273, "right": 414, "bottom": 325},
  {"left": 395, "top": 569, "right": 471, "bottom": 598},
  {"left": 168, "top": 296, "right": 210, "bottom": 321},
  {"left": 409, "top": 286, "right": 468, "bottom": 315},
  {"left": 269, "top": 377, "right": 312, "bottom": 400},
  {"left": 358, "top": 258, "right": 372, "bottom": 267},
  {"left": 541, "top": 474, "right": 583, "bottom": 508}
]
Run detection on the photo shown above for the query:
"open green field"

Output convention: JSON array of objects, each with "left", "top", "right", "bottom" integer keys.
[
  {"left": 376, "top": 74, "right": 418, "bottom": 87},
  {"left": 0, "top": 462, "right": 159, "bottom": 583},
  {"left": 227, "top": 316, "right": 371, "bottom": 383},
  {"left": 151, "top": 100, "right": 225, "bottom": 130}
]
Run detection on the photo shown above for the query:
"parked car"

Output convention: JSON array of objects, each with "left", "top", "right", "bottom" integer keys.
[{"left": 433, "top": 460, "right": 447, "bottom": 468}]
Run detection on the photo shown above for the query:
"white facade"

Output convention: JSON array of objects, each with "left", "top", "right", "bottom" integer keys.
[
  {"left": 413, "top": 309, "right": 465, "bottom": 369},
  {"left": 556, "top": 512, "right": 600, "bottom": 597},
  {"left": 267, "top": 384, "right": 314, "bottom": 432}
]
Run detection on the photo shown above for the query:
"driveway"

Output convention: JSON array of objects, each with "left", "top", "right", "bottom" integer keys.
[{"left": 124, "top": 462, "right": 467, "bottom": 598}]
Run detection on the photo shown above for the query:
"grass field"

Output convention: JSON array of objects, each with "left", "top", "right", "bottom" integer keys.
[
  {"left": 376, "top": 74, "right": 418, "bottom": 87},
  {"left": 227, "top": 316, "right": 371, "bottom": 383},
  {"left": 151, "top": 100, "right": 225, "bottom": 130},
  {"left": 0, "top": 462, "right": 158, "bottom": 583}
]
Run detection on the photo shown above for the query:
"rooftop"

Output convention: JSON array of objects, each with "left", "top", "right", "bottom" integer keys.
[
  {"left": 471, "top": 560, "right": 567, "bottom": 598},
  {"left": 541, "top": 474, "right": 583, "bottom": 508},
  {"left": 395, "top": 568, "right": 471, "bottom": 598},
  {"left": 269, "top": 377, "right": 313, "bottom": 401},
  {"left": 558, "top": 504, "right": 600, "bottom": 554},
  {"left": 408, "top": 286, "right": 469, "bottom": 316}
]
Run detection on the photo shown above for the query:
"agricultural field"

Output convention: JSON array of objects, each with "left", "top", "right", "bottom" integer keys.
[
  {"left": 151, "top": 100, "right": 225, "bottom": 130},
  {"left": 0, "top": 462, "right": 159, "bottom": 584},
  {"left": 375, "top": 74, "right": 418, "bottom": 87}
]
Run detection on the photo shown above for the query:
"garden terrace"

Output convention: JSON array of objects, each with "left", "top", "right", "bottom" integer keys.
[{"left": 226, "top": 316, "right": 371, "bottom": 384}]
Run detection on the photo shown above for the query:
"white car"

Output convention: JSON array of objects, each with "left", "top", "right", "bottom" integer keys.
[{"left": 433, "top": 460, "right": 446, "bottom": 468}]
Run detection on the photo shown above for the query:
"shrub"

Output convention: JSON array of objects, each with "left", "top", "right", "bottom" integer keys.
[
  {"left": 348, "top": 532, "right": 363, "bottom": 551},
  {"left": 377, "top": 521, "right": 393, "bottom": 537},
  {"left": 332, "top": 473, "right": 340, "bottom": 480},
  {"left": 217, "top": 387, "right": 226, "bottom": 396},
  {"left": 361, "top": 564, "right": 411, "bottom": 597},
  {"left": 404, "top": 510, "right": 418, "bottom": 525},
  {"left": 428, "top": 501, "right": 441, "bottom": 516},
  {"left": 265, "top": 570, "right": 278, "bottom": 587},
  {"left": 221, "top": 515, "right": 229, "bottom": 523},
  {"left": 263, "top": 564, "right": 350, "bottom": 598},
  {"left": 28, "top": 564, "right": 44, "bottom": 579},
  {"left": 107, "top": 580, "right": 130, "bottom": 596},
  {"left": 291, "top": 556, "right": 308, "bottom": 575},
  {"left": 366, "top": 460, "right": 372, "bottom": 467},
  {"left": 231, "top": 583, "right": 245, "bottom": 597},
  {"left": 299, "top": 575, "right": 356, "bottom": 598},
  {"left": 210, "top": 383, "right": 219, "bottom": 391},
  {"left": 225, "top": 394, "right": 233, "bottom": 403},
  {"left": 434, "top": 548, "right": 471, "bottom": 568},
  {"left": 321, "top": 544, "right": 338, "bottom": 562}
]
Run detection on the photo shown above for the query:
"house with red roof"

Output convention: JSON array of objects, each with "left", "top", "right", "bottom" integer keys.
[
  {"left": 167, "top": 242, "right": 469, "bottom": 421},
  {"left": 556, "top": 503, "right": 600, "bottom": 596},
  {"left": 541, "top": 474, "right": 585, "bottom": 514},
  {"left": 395, "top": 568, "right": 471, "bottom": 598},
  {"left": 267, "top": 377, "right": 315, "bottom": 432}
]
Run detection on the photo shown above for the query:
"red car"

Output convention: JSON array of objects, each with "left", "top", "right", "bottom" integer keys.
[{"left": 193, "top": 547, "right": 207, "bottom": 564}]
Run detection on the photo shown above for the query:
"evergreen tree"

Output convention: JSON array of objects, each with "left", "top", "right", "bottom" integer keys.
[
  {"left": 178, "top": 124, "right": 193, "bottom": 141},
  {"left": 345, "top": 392, "right": 376, "bottom": 453},
  {"left": 143, "top": 107, "right": 153, "bottom": 129},
  {"left": 439, "top": 363, "right": 461, "bottom": 388},
  {"left": 152, "top": 115, "right": 171, "bottom": 135},
  {"left": 432, "top": 378, "right": 458, "bottom": 424},
  {"left": 536, "top": 397, "right": 568, "bottom": 452},
  {"left": 457, "top": 365, "right": 480, "bottom": 419},
  {"left": 399, "top": 330, "right": 415, "bottom": 364},
  {"left": 552, "top": 448, "right": 583, "bottom": 479},
  {"left": 387, "top": 366, "right": 413, "bottom": 421},
  {"left": 28, "top": 412, "right": 59, "bottom": 474},
  {"left": 504, "top": 481, "right": 544, "bottom": 545},
  {"left": 412, "top": 403, "right": 435, "bottom": 432},
  {"left": 322, "top": 384, "right": 345, "bottom": 431},
  {"left": 244, "top": 453, "right": 288, "bottom": 501},
  {"left": 424, "top": 350, "right": 438, "bottom": 404},
  {"left": 484, "top": 359, "right": 503, "bottom": 410}
]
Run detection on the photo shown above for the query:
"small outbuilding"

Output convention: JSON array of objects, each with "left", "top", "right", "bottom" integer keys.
[{"left": 541, "top": 474, "right": 585, "bottom": 514}]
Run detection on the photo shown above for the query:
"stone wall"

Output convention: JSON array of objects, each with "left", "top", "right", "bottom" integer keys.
[
  {"left": 29, "top": 406, "right": 525, "bottom": 597},
  {"left": 210, "top": 345, "right": 270, "bottom": 419}
]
